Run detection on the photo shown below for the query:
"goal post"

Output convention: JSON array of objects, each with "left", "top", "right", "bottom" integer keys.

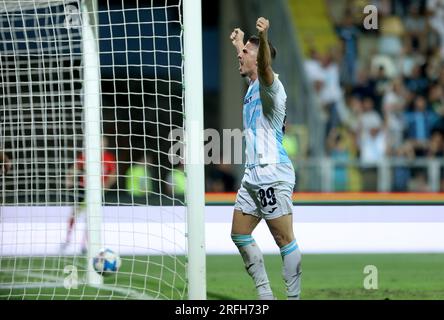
[
  {"left": 183, "top": 0, "right": 206, "bottom": 300},
  {"left": 0, "top": 0, "right": 206, "bottom": 300},
  {"left": 82, "top": 0, "right": 103, "bottom": 287}
]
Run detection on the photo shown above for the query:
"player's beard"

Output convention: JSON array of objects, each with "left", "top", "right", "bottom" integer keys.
[{"left": 239, "top": 65, "right": 248, "bottom": 78}]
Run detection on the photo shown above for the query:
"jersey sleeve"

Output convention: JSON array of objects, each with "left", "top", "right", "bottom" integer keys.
[{"left": 259, "top": 76, "right": 287, "bottom": 118}]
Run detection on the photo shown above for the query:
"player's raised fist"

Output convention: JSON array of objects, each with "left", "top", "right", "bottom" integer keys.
[
  {"left": 230, "top": 28, "right": 244, "bottom": 45},
  {"left": 256, "top": 17, "right": 269, "bottom": 35}
]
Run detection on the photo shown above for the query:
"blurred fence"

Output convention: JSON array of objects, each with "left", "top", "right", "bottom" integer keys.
[{"left": 295, "top": 157, "right": 444, "bottom": 192}]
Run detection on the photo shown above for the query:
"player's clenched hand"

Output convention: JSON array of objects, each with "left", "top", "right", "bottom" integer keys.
[
  {"left": 256, "top": 17, "right": 269, "bottom": 36},
  {"left": 230, "top": 28, "right": 244, "bottom": 46}
]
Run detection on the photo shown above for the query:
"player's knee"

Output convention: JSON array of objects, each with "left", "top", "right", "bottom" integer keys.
[
  {"left": 231, "top": 234, "right": 255, "bottom": 248},
  {"left": 272, "top": 233, "right": 294, "bottom": 248}
]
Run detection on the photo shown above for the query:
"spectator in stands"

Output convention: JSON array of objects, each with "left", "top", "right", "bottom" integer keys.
[
  {"left": 383, "top": 77, "right": 407, "bottom": 110},
  {"left": 336, "top": 10, "right": 360, "bottom": 86},
  {"left": 319, "top": 49, "right": 343, "bottom": 136},
  {"left": 404, "top": 63, "right": 430, "bottom": 96},
  {"left": 428, "top": 127, "right": 444, "bottom": 158},
  {"left": 403, "top": 3, "right": 428, "bottom": 54},
  {"left": 359, "top": 97, "right": 383, "bottom": 138},
  {"left": 304, "top": 48, "right": 324, "bottom": 84},
  {"left": 381, "top": 77, "right": 412, "bottom": 191},
  {"left": 383, "top": 78, "right": 408, "bottom": 156},
  {"left": 359, "top": 115, "right": 387, "bottom": 191},
  {"left": 371, "top": 53, "right": 398, "bottom": 79},
  {"left": 352, "top": 70, "right": 376, "bottom": 100},
  {"left": 398, "top": 42, "right": 426, "bottom": 78},
  {"left": 343, "top": 95, "right": 363, "bottom": 142},
  {"left": 404, "top": 95, "right": 440, "bottom": 157},
  {"left": 431, "top": 115, "right": 444, "bottom": 136},
  {"left": 428, "top": 83, "right": 444, "bottom": 116},
  {"left": 378, "top": 14, "right": 405, "bottom": 57},
  {"left": 354, "top": 95, "right": 387, "bottom": 191},
  {"left": 427, "top": 0, "right": 444, "bottom": 58},
  {"left": 305, "top": 47, "right": 343, "bottom": 137},
  {"left": 327, "top": 127, "right": 351, "bottom": 191},
  {"left": 429, "top": 117, "right": 444, "bottom": 190},
  {"left": 404, "top": 89, "right": 418, "bottom": 112},
  {"left": 372, "top": 65, "right": 392, "bottom": 113},
  {"left": 425, "top": 46, "right": 443, "bottom": 81}
]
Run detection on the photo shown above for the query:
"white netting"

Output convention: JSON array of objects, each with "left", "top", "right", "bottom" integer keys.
[{"left": 0, "top": 0, "right": 188, "bottom": 300}]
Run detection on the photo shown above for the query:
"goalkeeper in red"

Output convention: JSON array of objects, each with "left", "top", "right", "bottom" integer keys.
[{"left": 230, "top": 17, "right": 302, "bottom": 300}]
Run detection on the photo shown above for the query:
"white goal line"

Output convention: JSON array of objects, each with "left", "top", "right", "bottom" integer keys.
[{"left": 0, "top": 268, "right": 155, "bottom": 300}]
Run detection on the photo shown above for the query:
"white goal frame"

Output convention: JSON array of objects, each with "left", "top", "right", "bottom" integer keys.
[
  {"left": 182, "top": 0, "right": 206, "bottom": 300},
  {"left": 1, "top": 0, "right": 206, "bottom": 300},
  {"left": 81, "top": 0, "right": 206, "bottom": 299}
]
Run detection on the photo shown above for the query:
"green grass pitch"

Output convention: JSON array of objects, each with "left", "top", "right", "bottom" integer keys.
[{"left": 1, "top": 254, "right": 443, "bottom": 300}]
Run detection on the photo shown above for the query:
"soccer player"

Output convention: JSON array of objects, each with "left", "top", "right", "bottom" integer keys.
[
  {"left": 229, "top": 17, "right": 302, "bottom": 300},
  {"left": 62, "top": 136, "right": 117, "bottom": 253}
]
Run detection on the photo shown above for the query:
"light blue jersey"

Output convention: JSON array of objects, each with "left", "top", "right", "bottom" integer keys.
[
  {"left": 236, "top": 76, "right": 295, "bottom": 220},
  {"left": 243, "top": 76, "right": 291, "bottom": 168}
]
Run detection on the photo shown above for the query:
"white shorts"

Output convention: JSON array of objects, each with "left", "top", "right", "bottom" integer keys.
[{"left": 234, "top": 163, "right": 295, "bottom": 220}]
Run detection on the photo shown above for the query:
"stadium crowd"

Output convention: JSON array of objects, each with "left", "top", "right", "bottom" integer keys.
[{"left": 305, "top": 0, "right": 444, "bottom": 191}]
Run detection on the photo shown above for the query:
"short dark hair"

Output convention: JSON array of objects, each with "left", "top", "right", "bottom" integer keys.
[{"left": 247, "top": 35, "right": 277, "bottom": 60}]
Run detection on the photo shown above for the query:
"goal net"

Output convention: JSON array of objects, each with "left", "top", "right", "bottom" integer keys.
[{"left": 0, "top": 0, "right": 205, "bottom": 300}]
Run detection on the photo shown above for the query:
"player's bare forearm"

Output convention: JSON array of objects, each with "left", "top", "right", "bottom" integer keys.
[
  {"left": 230, "top": 28, "right": 245, "bottom": 54},
  {"left": 256, "top": 17, "right": 274, "bottom": 86}
]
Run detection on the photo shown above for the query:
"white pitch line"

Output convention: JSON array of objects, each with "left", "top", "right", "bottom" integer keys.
[
  {"left": 0, "top": 269, "right": 155, "bottom": 300},
  {"left": 90, "top": 284, "right": 154, "bottom": 300}
]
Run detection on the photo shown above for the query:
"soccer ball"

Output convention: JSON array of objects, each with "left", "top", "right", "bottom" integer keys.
[{"left": 93, "top": 248, "right": 121, "bottom": 276}]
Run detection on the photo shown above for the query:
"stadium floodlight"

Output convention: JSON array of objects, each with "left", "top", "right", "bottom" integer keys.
[{"left": 0, "top": 0, "right": 205, "bottom": 300}]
